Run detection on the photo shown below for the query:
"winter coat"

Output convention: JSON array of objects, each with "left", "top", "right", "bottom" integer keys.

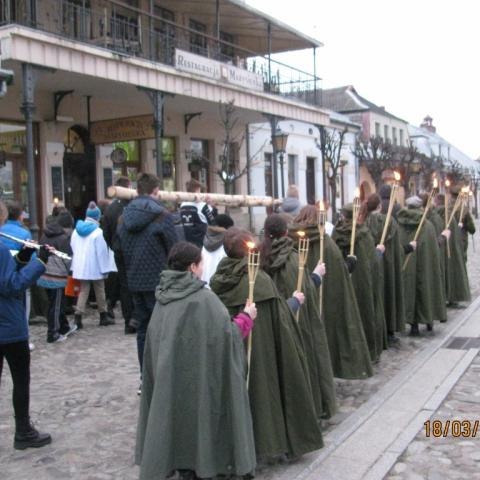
[
  {"left": 102, "top": 198, "right": 129, "bottom": 250},
  {"left": 71, "top": 219, "right": 117, "bottom": 280},
  {"left": 180, "top": 201, "right": 216, "bottom": 247},
  {"left": 37, "top": 222, "right": 72, "bottom": 288},
  {"left": 201, "top": 226, "right": 227, "bottom": 285},
  {"left": 0, "top": 242, "right": 45, "bottom": 345},
  {"left": 279, "top": 196, "right": 301, "bottom": 217},
  {"left": 136, "top": 270, "right": 256, "bottom": 479},
  {"left": 116, "top": 196, "right": 177, "bottom": 292},
  {"left": 0, "top": 220, "right": 31, "bottom": 252}
]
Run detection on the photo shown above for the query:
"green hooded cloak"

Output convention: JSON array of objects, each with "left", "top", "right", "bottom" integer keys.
[
  {"left": 263, "top": 236, "right": 337, "bottom": 419},
  {"left": 289, "top": 224, "right": 373, "bottom": 380},
  {"left": 365, "top": 212, "right": 406, "bottom": 334},
  {"left": 427, "top": 208, "right": 448, "bottom": 301},
  {"left": 397, "top": 208, "right": 447, "bottom": 325},
  {"left": 435, "top": 205, "right": 471, "bottom": 302},
  {"left": 210, "top": 256, "right": 324, "bottom": 459},
  {"left": 333, "top": 220, "right": 385, "bottom": 362},
  {"left": 135, "top": 270, "right": 256, "bottom": 479}
]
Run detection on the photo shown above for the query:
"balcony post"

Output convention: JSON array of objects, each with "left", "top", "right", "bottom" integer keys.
[
  {"left": 266, "top": 114, "right": 279, "bottom": 199},
  {"left": 267, "top": 22, "right": 272, "bottom": 92},
  {"left": 313, "top": 46, "right": 318, "bottom": 105},
  {"left": 215, "top": 0, "right": 220, "bottom": 59},
  {"left": 140, "top": 88, "right": 166, "bottom": 187},
  {"left": 20, "top": 63, "right": 39, "bottom": 239}
]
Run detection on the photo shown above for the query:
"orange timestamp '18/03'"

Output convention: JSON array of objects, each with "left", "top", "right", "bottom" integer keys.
[{"left": 424, "top": 420, "right": 479, "bottom": 438}]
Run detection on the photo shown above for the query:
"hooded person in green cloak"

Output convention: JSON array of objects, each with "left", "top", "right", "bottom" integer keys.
[
  {"left": 332, "top": 203, "right": 385, "bottom": 363},
  {"left": 210, "top": 227, "right": 324, "bottom": 462},
  {"left": 136, "top": 242, "right": 257, "bottom": 480},
  {"left": 435, "top": 193, "right": 470, "bottom": 305},
  {"left": 290, "top": 205, "right": 373, "bottom": 380},
  {"left": 259, "top": 214, "right": 337, "bottom": 420},
  {"left": 397, "top": 196, "right": 448, "bottom": 335},
  {"left": 367, "top": 191, "right": 406, "bottom": 343},
  {"left": 450, "top": 185, "right": 476, "bottom": 262}
]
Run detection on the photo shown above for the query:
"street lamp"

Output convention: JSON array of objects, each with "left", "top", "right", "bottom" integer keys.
[{"left": 272, "top": 130, "right": 289, "bottom": 198}]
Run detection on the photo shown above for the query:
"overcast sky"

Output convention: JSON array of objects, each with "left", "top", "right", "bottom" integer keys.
[{"left": 247, "top": 0, "right": 480, "bottom": 159}]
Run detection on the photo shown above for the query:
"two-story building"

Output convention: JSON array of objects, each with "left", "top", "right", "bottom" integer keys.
[{"left": 0, "top": 0, "right": 330, "bottom": 235}]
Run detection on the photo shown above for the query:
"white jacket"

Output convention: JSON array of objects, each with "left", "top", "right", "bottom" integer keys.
[{"left": 70, "top": 221, "right": 117, "bottom": 280}]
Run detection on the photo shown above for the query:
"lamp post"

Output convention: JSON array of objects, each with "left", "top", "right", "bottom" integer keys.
[{"left": 272, "top": 130, "right": 289, "bottom": 198}]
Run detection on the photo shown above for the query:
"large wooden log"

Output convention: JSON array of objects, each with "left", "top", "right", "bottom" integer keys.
[{"left": 107, "top": 186, "right": 281, "bottom": 207}]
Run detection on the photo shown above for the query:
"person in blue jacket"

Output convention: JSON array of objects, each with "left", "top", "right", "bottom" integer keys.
[{"left": 0, "top": 200, "right": 53, "bottom": 450}]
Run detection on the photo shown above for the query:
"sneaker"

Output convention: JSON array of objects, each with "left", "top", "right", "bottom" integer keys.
[
  {"left": 65, "top": 324, "right": 78, "bottom": 337},
  {"left": 47, "top": 334, "right": 67, "bottom": 344},
  {"left": 28, "top": 342, "right": 35, "bottom": 351}
]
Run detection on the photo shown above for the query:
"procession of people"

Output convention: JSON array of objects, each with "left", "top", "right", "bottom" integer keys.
[{"left": 0, "top": 172, "right": 476, "bottom": 480}]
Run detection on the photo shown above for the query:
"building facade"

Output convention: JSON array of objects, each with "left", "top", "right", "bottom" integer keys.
[{"left": 0, "top": 0, "right": 330, "bottom": 235}]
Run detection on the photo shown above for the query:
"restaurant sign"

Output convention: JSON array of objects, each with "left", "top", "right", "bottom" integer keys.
[
  {"left": 90, "top": 115, "right": 154, "bottom": 144},
  {"left": 175, "top": 49, "right": 264, "bottom": 92}
]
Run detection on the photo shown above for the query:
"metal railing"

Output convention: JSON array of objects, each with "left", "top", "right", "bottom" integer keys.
[{"left": 0, "top": 0, "right": 321, "bottom": 103}]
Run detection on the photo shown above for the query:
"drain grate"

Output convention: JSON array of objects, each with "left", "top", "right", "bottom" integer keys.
[{"left": 445, "top": 337, "right": 480, "bottom": 350}]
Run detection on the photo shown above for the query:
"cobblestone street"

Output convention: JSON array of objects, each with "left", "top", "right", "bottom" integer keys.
[{"left": 1, "top": 235, "right": 479, "bottom": 479}]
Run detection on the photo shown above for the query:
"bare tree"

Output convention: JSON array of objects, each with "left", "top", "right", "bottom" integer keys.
[
  {"left": 469, "top": 166, "right": 480, "bottom": 219},
  {"left": 446, "top": 158, "right": 467, "bottom": 184},
  {"left": 185, "top": 100, "right": 266, "bottom": 196},
  {"left": 353, "top": 135, "right": 396, "bottom": 188},
  {"left": 316, "top": 126, "right": 347, "bottom": 217}
]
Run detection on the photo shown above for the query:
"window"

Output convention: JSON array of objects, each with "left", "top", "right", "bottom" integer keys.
[
  {"left": 153, "top": 7, "right": 176, "bottom": 64},
  {"left": 288, "top": 154, "right": 297, "bottom": 186},
  {"left": 189, "top": 139, "right": 210, "bottom": 190},
  {"left": 375, "top": 122, "right": 381, "bottom": 138},
  {"left": 219, "top": 31, "right": 235, "bottom": 62},
  {"left": 189, "top": 19, "right": 207, "bottom": 56},
  {"left": 384, "top": 125, "right": 389, "bottom": 141},
  {"left": 399, "top": 129, "right": 404, "bottom": 146},
  {"left": 264, "top": 153, "right": 273, "bottom": 197},
  {"left": 392, "top": 127, "right": 397, "bottom": 145},
  {"left": 110, "top": 140, "right": 141, "bottom": 188}
]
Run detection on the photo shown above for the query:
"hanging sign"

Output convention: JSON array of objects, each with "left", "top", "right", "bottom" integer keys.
[{"left": 90, "top": 115, "right": 154, "bottom": 144}]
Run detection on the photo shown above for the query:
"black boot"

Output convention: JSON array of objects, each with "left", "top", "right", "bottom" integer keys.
[
  {"left": 409, "top": 323, "right": 420, "bottom": 336},
  {"left": 427, "top": 323, "right": 433, "bottom": 332},
  {"left": 99, "top": 311, "right": 115, "bottom": 326},
  {"left": 74, "top": 313, "right": 83, "bottom": 330},
  {"left": 14, "top": 417, "right": 52, "bottom": 450}
]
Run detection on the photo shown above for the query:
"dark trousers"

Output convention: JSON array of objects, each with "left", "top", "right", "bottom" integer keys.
[
  {"left": 132, "top": 291, "right": 156, "bottom": 372},
  {"left": 0, "top": 341, "right": 30, "bottom": 420},
  {"left": 45, "top": 288, "right": 70, "bottom": 339},
  {"left": 106, "top": 255, "right": 134, "bottom": 327}
]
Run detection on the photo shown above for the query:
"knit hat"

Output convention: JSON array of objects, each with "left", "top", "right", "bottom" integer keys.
[
  {"left": 405, "top": 196, "right": 423, "bottom": 208},
  {"left": 86, "top": 201, "right": 101, "bottom": 220},
  {"left": 379, "top": 184, "right": 392, "bottom": 199}
]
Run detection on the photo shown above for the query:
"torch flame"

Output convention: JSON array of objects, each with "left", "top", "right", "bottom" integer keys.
[
  {"left": 433, "top": 178, "right": 438, "bottom": 189},
  {"left": 394, "top": 171, "right": 401, "bottom": 182},
  {"left": 462, "top": 186, "right": 470, "bottom": 194},
  {"left": 319, "top": 200, "right": 325, "bottom": 211},
  {"left": 469, "top": 191, "right": 474, "bottom": 197},
  {"left": 246, "top": 241, "right": 256, "bottom": 250},
  {"left": 298, "top": 231, "right": 305, "bottom": 238},
  {"left": 354, "top": 187, "right": 360, "bottom": 199},
  {"left": 53, "top": 197, "right": 59, "bottom": 204},
  {"left": 445, "top": 179, "right": 451, "bottom": 187}
]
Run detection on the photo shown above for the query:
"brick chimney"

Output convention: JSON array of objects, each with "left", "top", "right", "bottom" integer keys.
[{"left": 420, "top": 115, "right": 436, "bottom": 133}]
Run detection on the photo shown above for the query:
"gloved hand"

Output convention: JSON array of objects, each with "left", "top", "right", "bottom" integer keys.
[
  {"left": 37, "top": 245, "right": 52, "bottom": 264},
  {"left": 345, "top": 255, "right": 357, "bottom": 273},
  {"left": 16, "top": 246, "right": 37, "bottom": 263}
]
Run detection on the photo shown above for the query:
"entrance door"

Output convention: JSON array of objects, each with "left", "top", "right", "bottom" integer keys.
[
  {"left": 63, "top": 153, "right": 96, "bottom": 221},
  {"left": 306, "top": 157, "right": 316, "bottom": 204}
]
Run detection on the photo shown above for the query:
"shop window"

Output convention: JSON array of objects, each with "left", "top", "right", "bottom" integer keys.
[
  {"left": 189, "top": 139, "right": 210, "bottom": 190},
  {"left": 160, "top": 138, "right": 176, "bottom": 192},
  {"left": 109, "top": 140, "right": 141, "bottom": 188},
  {"left": 264, "top": 153, "right": 273, "bottom": 197},
  {"left": 288, "top": 154, "right": 297, "bottom": 186}
]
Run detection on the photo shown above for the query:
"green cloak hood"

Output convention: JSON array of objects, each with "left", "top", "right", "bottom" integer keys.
[
  {"left": 333, "top": 220, "right": 385, "bottom": 362},
  {"left": 365, "top": 213, "right": 406, "bottom": 334},
  {"left": 135, "top": 270, "right": 256, "bottom": 479},
  {"left": 211, "top": 256, "right": 324, "bottom": 458},
  {"left": 288, "top": 224, "right": 373, "bottom": 379},
  {"left": 264, "top": 236, "right": 337, "bottom": 419},
  {"left": 397, "top": 208, "right": 447, "bottom": 325}
]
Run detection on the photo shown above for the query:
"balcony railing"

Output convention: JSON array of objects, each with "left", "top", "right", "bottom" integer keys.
[{"left": 0, "top": 0, "right": 321, "bottom": 103}]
